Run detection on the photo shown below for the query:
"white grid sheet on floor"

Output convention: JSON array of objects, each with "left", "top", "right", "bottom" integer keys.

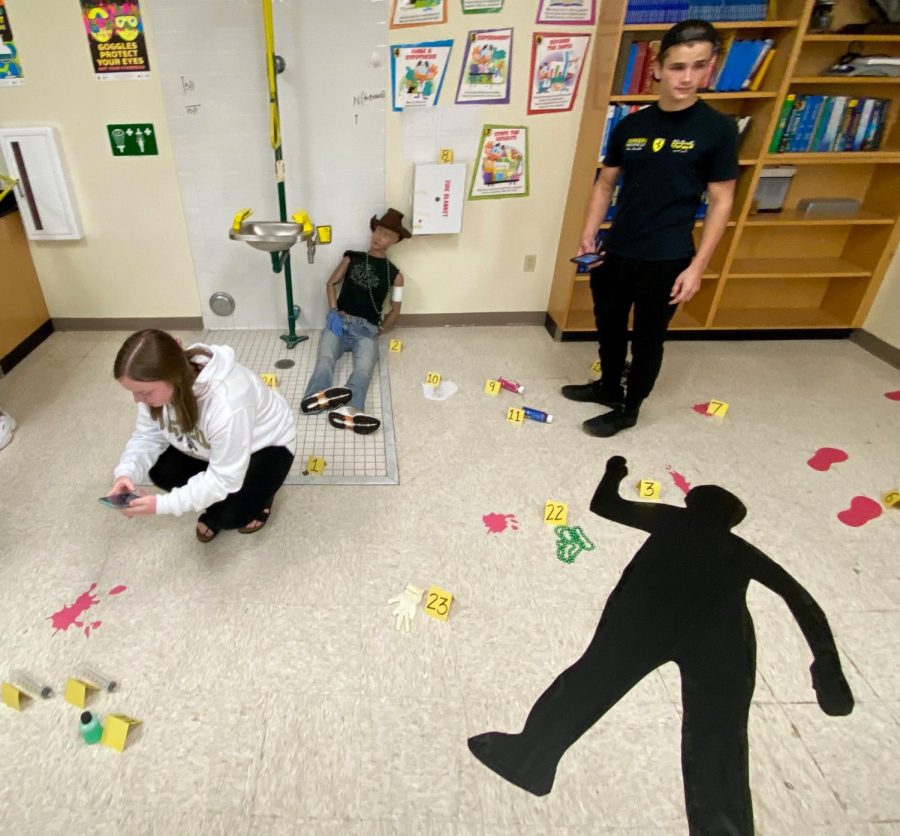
[{"left": 203, "top": 329, "right": 398, "bottom": 485}]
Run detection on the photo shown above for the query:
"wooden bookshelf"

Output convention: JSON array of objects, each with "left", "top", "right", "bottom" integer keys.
[{"left": 545, "top": 0, "right": 900, "bottom": 339}]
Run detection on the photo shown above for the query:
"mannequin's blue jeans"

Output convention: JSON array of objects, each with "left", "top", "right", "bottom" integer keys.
[{"left": 303, "top": 314, "right": 379, "bottom": 411}]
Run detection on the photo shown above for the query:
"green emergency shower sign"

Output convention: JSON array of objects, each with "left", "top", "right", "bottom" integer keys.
[{"left": 106, "top": 123, "right": 158, "bottom": 156}]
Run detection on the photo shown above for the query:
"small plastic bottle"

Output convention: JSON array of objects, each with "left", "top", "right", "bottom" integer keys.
[
  {"left": 80, "top": 665, "right": 118, "bottom": 693},
  {"left": 498, "top": 377, "right": 525, "bottom": 394},
  {"left": 9, "top": 670, "right": 53, "bottom": 699},
  {"left": 80, "top": 711, "right": 103, "bottom": 745},
  {"left": 523, "top": 406, "right": 553, "bottom": 423}
]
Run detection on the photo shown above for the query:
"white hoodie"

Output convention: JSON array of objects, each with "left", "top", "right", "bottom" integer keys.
[{"left": 114, "top": 344, "right": 296, "bottom": 516}]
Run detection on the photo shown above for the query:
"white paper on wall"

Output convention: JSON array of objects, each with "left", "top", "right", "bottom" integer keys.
[{"left": 401, "top": 106, "right": 481, "bottom": 163}]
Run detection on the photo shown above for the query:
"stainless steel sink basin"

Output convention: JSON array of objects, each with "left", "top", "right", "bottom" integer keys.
[{"left": 229, "top": 221, "right": 309, "bottom": 252}]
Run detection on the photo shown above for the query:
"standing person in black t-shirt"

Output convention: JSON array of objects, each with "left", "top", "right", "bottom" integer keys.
[
  {"left": 563, "top": 20, "right": 738, "bottom": 437},
  {"left": 300, "top": 209, "right": 408, "bottom": 435}
]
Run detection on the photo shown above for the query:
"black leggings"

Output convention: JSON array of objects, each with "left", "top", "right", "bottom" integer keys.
[
  {"left": 149, "top": 445, "right": 294, "bottom": 531},
  {"left": 590, "top": 252, "right": 691, "bottom": 410}
]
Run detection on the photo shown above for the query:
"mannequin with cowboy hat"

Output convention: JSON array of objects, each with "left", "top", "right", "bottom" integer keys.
[{"left": 300, "top": 209, "right": 409, "bottom": 435}]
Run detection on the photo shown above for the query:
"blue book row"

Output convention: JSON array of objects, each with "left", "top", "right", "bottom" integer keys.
[
  {"left": 710, "top": 39, "right": 774, "bottom": 92},
  {"left": 598, "top": 104, "right": 650, "bottom": 161},
  {"left": 770, "top": 94, "right": 891, "bottom": 154},
  {"left": 625, "top": 0, "right": 768, "bottom": 23}
]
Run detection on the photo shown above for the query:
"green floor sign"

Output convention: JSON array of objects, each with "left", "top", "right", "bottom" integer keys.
[{"left": 106, "top": 124, "right": 158, "bottom": 156}]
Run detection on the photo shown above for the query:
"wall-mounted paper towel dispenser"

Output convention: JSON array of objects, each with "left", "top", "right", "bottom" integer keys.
[{"left": 0, "top": 127, "right": 84, "bottom": 241}]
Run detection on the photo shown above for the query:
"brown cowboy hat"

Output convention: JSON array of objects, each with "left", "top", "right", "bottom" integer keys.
[{"left": 370, "top": 208, "right": 411, "bottom": 240}]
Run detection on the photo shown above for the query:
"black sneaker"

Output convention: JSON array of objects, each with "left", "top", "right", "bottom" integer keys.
[
  {"left": 300, "top": 387, "right": 352, "bottom": 414},
  {"left": 328, "top": 406, "right": 381, "bottom": 435},
  {"left": 582, "top": 407, "right": 638, "bottom": 438},
  {"left": 561, "top": 380, "right": 624, "bottom": 408}
]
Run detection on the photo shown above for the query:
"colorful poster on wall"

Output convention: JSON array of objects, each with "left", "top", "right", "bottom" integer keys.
[
  {"left": 462, "top": 0, "right": 505, "bottom": 12},
  {"left": 528, "top": 32, "right": 590, "bottom": 115},
  {"left": 391, "top": 0, "right": 449, "bottom": 29},
  {"left": 0, "top": 0, "right": 24, "bottom": 85},
  {"left": 81, "top": 1, "right": 151, "bottom": 81},
  {"left": 455, "top": 28, "right": 512, "bottom": 105},
  {"left": 391, "top": 40, "right": 453, "bottom": 111},
  {"left": 469, "top": 125, "right": 529, "bottom": 200},
  {"left": 536, "top": 0, "right": 596, "bottom": 24}
]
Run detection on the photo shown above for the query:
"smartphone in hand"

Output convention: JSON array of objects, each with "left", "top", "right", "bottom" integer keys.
[
  {"left": 570, "top": 252, "right": 603, "bottom": 267},
  {"left": 98, "top": 492, "right": 140, "bottom": 509}
]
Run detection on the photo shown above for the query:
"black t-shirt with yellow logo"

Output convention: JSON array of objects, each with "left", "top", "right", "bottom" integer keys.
[{"left": 602, "top": 100, "right": 738, "bottom": 261}]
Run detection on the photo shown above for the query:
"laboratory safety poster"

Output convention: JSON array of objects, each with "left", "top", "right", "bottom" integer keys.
[
  {"left": 391, "top": 40, "right": 453, "bottom": 111},
  {"left": 536, "top": 0, "right": 596, "bottom": 24},
  {"left": 455, "top": 28, "right": 512, "bottom": 105},
  {"left": 469, "top": 125, "right": 529, "bottom": 200},
  {"left": 0, "top": 0, "right": 24, "bottom": 85},
  {"left": 391, "top": 0, "right": 449, "bottom": 28},
  {"left": 81, "top": 0, "right": 151, "bottom": 81},
  {"left": 462, "top": 0, "right": 505, "bottom": 12},
  {"left": 527, "top": 32, "right": 590, "bottom": 115}
]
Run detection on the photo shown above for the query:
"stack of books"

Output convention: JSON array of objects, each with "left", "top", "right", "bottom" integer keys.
[
  {"left": 616, "top": 37, "right": 775, "bottom": 95},
  {"left": 770, "top": 94, "right": 891, "bottom": 153},
  {"left": 624, "top": 0, "right": 769, "bottom": 23}
]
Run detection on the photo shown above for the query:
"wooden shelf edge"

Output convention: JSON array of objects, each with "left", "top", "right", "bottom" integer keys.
[
  {"left": 791, "top": 76, "right": 900, "bottom": 84},
  {"left": 624, "top": 20, "right": 799, "bottom": 31},
  {"left": 804, "top": 34, "right": 900, "bottom": 42},
  {"left": 612, "top": 92, "right": 778, "bottom": 102},
  {"left": 764, "top": 151, "right": 900, "bottom": 162}
]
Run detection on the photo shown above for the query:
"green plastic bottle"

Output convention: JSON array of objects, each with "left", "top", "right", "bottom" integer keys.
[{"left": 80, "top": 711, "right": 103, "bottom": 745}]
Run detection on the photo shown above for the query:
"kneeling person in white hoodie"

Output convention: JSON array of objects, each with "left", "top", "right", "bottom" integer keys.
[{"left": 107, "top": 329, "right": 296, "bottom": 542}]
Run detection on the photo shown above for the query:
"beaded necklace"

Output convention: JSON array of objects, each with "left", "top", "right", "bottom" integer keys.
[{"left": 364, "top": 251, "right": 393, "bottom": 325}]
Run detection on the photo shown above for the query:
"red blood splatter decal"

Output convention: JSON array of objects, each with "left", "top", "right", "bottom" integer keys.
[
  {"left": 807, "top": 447, "right": 848, "bottom": 472},
  {"left": 836, "top": 497, "right": 882, "bottom": 528},
  {"left": 692, "top": 402, "right": 712, "bottom": 416},
  {"left": 666, "top": 466, "right": 692, "bottom": 495},
  {"left": 886, "top": 390, "right": 900, "bottom": 401},
  {"left": 47, "top": 583, "right": 127, "bottom": 637},
  {"left": 483, "top": 513, "right": 520, "bottom": 534}
]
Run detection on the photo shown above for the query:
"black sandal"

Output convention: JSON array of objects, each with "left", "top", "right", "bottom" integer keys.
[{"left": 239, "top": 507, "right": 271, "bottom": 535}]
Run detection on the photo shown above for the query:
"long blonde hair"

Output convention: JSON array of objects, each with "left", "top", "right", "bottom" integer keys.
[{"left": 113, "top": 329, "right": 211, "bottom": 431}]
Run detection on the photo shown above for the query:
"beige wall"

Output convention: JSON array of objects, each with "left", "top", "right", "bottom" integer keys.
[
  {"left": 0, "top": 0, "right": 200, "bottom": 319},
  {"left": 864, "top": 255, "right": 900, "bottom": 350},
  {"left": 386, "top": 6, "right": 587, "bottom": 314}
]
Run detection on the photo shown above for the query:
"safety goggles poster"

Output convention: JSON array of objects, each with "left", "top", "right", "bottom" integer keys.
[
  {"left": 528, "top": 32, "right": 590, "bottom": 115},
  {"left": 536, "top": 0, "right": 596, "bottom": 24},
  {"left": 391, "top": 40, "right": 453, "bottom": 111},
  {"left": 0, "top": 0, "right": 24, "bottom": 85},
  {"left": 81, "top": 1, "right": 151, "bottom": 81},
  {"left": 462, "top": 0, "right": 505, "bottom": 12},
  {"left": 455, "top": 28, "right": 512, "bottom": 105},
  {"left": 391, "top": 0, "right": 448, "bottom": 28},
  {"left": 469, "top": 125, "right": 529, "bottom": 200}
]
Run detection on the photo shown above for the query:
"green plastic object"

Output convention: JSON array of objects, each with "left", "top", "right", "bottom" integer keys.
[{"left": 80, "top": 711, "right": 103, "bottom": 745}]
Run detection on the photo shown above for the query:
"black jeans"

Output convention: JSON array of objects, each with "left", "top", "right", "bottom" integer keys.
[
  {"left": 149, "top": 445, "right": 295, "bottom": 531},
  {"left": 590, "top": 252, "right": 692, "bottom": 410}
]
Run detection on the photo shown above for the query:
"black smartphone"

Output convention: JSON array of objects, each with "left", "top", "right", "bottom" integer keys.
[
  {"left": 98, "top": 492, "right": 141, "bottom": 509},
  {"left": 570, "top": 252, "right": 603, "bottom": 266}
]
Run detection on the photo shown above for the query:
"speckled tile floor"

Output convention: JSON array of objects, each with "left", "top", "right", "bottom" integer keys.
[{"left": 0, "top": 327, "right": 898, "bottom": 835}]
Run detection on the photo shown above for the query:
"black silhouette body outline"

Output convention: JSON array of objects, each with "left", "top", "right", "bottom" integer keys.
[{"left": 469, "top": 456, "right": 854, "bottom": 835}]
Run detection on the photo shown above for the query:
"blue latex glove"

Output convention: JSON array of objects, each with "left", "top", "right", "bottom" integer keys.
[{"left": 326, "top": 309, "right": 343, "bottom": 337}]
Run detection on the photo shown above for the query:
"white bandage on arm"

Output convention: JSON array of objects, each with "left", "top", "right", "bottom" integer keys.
[{"left": 391, "top": 285, "right": 404, "bottom": 303}]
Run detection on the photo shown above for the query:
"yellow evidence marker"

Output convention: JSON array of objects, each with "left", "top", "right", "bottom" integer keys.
[
  {"left": 484, "top": 379, "right": 501, "bottom": 396},
  {"left": 706, "top": 399, "right": 730, "bottom": 418},
  {"left": 100, "top": 714, "right": 143, "bottom": 753},
  {"left": 65, "top": 678, "right": 100, "bottom": 709},
  {"left": 306, "top": 456, "right": 326, "bottom": 475},
  {"left": 438, "top": 148, "right": 455, "bottom": 163},
  {"left": 389, "top": 339, "right": 403, "bottom": 352},
  {"left": 425, "top": 371, "right": 441, "bottom": 387},
  {"left": 638, "top": 480, "right": 662, "bottom": 501},
  {"left": 590, "top": 360, "right": 602, "bottom": 374},
  {"left": 424, "top": 585, "right": 454, "bottom": 622},
  {"left": 544, "top": 501, "right": 568, "bottom": 526},
  {"left": 883, "top": 490, "right": 900, "bottom": 509},
  {"left": 260, "top": 373, "right": 278, "bottom": 389},
  {"left": 2, "top": 682, "right": 27, "bottom": 711}
]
